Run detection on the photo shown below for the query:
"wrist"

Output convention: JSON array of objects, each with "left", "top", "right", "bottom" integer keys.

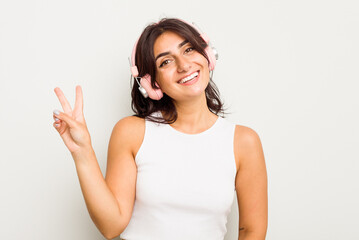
[{"left": 71, "top": 145, "right": 95, "bottom": 164}]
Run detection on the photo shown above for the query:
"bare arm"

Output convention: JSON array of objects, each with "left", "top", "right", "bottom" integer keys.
[
  {"left": 234, "top": 125, "right": 268, "bottom": 240},
  {"left": 52, "top": 86, "right": 140, "bottom": 239},
  {"left": 104, "top": 116, "right": 144, "bottom": 238},
  {"left": 72, "top": 146, "right": 124, "bottom": 239},
  {"left": 73, "top": 116, "right": 142, "bottom": 239}
]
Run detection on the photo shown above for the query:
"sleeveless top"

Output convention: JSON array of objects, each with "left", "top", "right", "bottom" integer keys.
[{"left": 120, "top": 112, "right": 237, "bottom": 240}]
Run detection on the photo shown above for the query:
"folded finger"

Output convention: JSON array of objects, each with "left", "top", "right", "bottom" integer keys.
[
  {"left": 53, "top": 113, "right": 61, "bottom": 121},
  {"left": 53, "top": 121, "right": 61, "bottom": 128},
  {"left": 53, "top": 109, "right": 76, "bottom": 128}
]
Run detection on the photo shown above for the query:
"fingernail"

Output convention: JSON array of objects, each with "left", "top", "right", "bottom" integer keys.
[
  {"left": 53, "top": 109, "right": 60, "bottom": 115},
  {"left": 55, "top": 123, "right": 60, "bottom": 127},
  {"left": 55, "top": 118, "right": 59, "bottom": 122}
]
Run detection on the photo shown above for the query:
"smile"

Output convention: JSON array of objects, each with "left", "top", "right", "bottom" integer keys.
[{"left": 178, "top": 71, "right": 199, "bottom": 84}]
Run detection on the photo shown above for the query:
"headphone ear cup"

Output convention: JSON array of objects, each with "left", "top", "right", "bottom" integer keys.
[
  {"left": 140, "top": 74, "right": 163, "bottom": 100},
  {"left": 205, "top": 46, "right": 217, "bottom": 71}
]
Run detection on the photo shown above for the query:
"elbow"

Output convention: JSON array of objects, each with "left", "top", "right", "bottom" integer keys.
[
  {"left": 99, "top": 223, "right": 124, "bottom": 240},
  {"left": 93, "top": 211, "right": 130, "bottom": 239},
  {"left": 104, "top": 235, "right": 113, "bottom": 240},
  {"left": 104, "top": 234, "right": 116, "bottom": 240},
  {"left": 102, "top": 230, "right": 122, "bottom": 240},
  {"left": 101, "top": 221, "right": 130, "bottom": 240}
]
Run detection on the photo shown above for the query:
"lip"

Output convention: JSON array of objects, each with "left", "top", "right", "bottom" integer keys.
[{"left": 177, "top": 71, "right": 200, "bottom": 85}]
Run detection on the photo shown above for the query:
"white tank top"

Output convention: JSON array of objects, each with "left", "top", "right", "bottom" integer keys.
[{"left": 120, "top": 112, "right": 237, "bottom": 240}]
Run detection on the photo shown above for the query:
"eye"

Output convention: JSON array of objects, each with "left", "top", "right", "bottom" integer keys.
[
  {"left": 159, "top": 59, "right": 171, "bottom": 68},
  {"left": 184, "top": 47, "right": 194, "bottom": 54}
]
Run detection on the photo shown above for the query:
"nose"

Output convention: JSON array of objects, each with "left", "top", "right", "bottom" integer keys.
[{"left": 176, "top": 57, "right": 191, "bottom": 73}]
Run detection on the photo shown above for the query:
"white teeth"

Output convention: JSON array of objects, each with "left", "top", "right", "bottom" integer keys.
[{"left": 179, "top": 72, "right": 199, "bottom": 84}]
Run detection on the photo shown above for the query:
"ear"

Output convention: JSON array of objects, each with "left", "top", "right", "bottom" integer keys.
[
  {"left": 141, "top": 75, "right": 164, "bottom": 100},
  {"left": 154, "top": 78, "right": 164, "bottom": 93}
]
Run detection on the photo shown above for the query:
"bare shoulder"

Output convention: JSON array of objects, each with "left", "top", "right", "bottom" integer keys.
[
  {"left": 234, "top": 125, "right": 261, "bottom": 145},
  {"left": 234, "top": 125, "right": 264, "bottom": 171},
  {"left": 113, "top": 115, "right": 145, "bottom": 133},
  {"left": 110, "top": 115, "right": 145, "bottom": 158}
]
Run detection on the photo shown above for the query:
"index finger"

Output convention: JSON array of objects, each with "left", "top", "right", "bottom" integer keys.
[{"left": 54, "top": 87, "right": 73, "bottom": 114}]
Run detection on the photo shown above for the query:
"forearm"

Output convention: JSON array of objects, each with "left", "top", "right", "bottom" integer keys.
[{"left": 72, "top": 147, "right": 124, "bottom": 239}]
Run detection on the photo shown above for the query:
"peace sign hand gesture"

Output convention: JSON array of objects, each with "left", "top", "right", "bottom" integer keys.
[{"left": 53, "top": 86, "right": 92, "bottom": 155}]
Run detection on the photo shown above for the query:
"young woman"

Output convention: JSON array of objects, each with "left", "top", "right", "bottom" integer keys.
[{"left": 52, "top": 18, "right": 268, "bottom": 240}]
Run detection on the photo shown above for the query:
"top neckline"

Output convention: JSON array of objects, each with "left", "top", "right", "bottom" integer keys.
[{"left": 157, "top": 111, "right": 221, "bottom": 136}]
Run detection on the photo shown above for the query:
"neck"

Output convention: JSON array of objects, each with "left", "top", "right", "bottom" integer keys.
[{"left": 163, "top": 93, "right": 218, "bottom": 134}]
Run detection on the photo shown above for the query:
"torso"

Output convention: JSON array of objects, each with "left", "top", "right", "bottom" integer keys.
[
  {"left": 130, "top": 116, "right": 242, "bottom": 175},
  {"left": 121, "top": 113, "right": 237, "bottom": 239}
]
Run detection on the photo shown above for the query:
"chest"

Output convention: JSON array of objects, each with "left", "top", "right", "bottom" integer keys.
[{"left": 135, "top": 137, "right": 236, "bottom": 214}]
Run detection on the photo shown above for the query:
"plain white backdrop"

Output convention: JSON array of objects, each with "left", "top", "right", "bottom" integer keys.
[{"left": 0, "top": 0, "right": 358, "bottom": 239}]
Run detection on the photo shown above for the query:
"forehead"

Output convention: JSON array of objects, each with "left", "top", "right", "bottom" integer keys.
[{"left": 153, "top": 31, "right": 187, "bottom": 56}]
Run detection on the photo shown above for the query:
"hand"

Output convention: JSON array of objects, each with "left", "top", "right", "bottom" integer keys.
[{"left": 53, "top": 85, "right": 92, "bottom": 154}]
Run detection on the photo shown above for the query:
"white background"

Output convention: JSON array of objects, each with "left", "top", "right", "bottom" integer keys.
[{"left": 0, "top": 0, "right": 358, "bottom": 239}]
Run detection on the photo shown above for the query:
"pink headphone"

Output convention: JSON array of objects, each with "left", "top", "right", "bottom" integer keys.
[{"left": 130, "top": 19, "right": 218, "bottom": 100}]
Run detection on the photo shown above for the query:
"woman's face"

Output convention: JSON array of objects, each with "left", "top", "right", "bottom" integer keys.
[{"left": 153, "top": 31, "right": 210, "bottom": 102}]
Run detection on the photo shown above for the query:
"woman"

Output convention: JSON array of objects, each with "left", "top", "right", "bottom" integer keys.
[{"left": 52, "top": 18, "right": 267, "bottom": 240}]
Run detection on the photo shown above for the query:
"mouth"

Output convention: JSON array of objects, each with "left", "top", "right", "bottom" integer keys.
[{"left": 177, "top": 71, "right": 200, "bottom": 85}]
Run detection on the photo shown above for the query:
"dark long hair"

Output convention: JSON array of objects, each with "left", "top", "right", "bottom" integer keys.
[{"left": 131, "top": 18, "right": 226, "bottom": 124}]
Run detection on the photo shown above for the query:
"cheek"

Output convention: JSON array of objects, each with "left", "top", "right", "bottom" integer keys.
[
  {"left": 155, "top": 70, "right": 171, "bottom": 90},
  {"left": 196, "top": 54, "right": 210, "bottom": 70},
  {"left": 157, "top": 66, "right": 176, "bottom": 79}
]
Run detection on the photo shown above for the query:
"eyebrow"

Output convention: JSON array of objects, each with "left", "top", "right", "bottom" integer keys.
[{"left": 154, "top": 40, "right": 189, "bottom": 62}]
